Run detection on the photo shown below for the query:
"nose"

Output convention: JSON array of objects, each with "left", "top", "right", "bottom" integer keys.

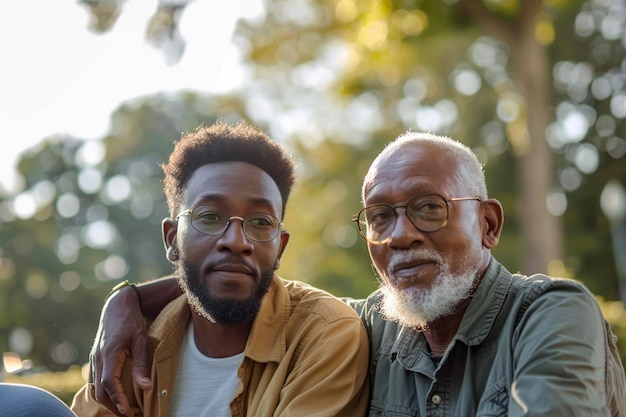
[
  {"left": 217, "top": 217, "right": 254, "bottom": 254},
  {"left": 387, "top": 208, "right": 425, "bottom": 249},
  {"left": 227, "top": 217, "right": 245, "bottom": 229}
]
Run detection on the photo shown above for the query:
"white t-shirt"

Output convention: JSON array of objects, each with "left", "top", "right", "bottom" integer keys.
[{"left": 169, "top": 322, "right": 243, "bottom": 417}]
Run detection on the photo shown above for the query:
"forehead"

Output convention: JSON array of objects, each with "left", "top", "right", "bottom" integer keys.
[
  {"left": 182, "top": 161, "right": 283, "bottom": 215},
  {"left": 364, "top": 142, "right": 463, "bottom": 204}
]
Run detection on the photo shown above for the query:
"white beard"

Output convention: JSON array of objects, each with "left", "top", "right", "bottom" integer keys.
[{"left": 377, "top": 249, "right": 478, "bottom": 328}]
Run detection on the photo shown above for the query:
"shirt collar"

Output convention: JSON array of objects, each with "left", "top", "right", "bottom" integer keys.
[
  {"left": 390, "top": 258, "right": 513, "bottom": 370},
  {"left": 455, "top": 258, "right": 513, "bottom": 346}
]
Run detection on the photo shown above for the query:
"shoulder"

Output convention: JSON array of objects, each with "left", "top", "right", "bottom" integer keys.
[
  {"left": 504, "top": 273, "right": 607, "bottom": 339},
  {"left": 509, "top": 273, "right": 599, "bottom": 311},
  {"left": 279, "top": 278, "right": 363, "bottom": 324},
  {"left": 344, "top": 290, "right": 400, "bottom": 343},
  {"left": 273, "top": 279, "right": 369, "bottom": 355}
]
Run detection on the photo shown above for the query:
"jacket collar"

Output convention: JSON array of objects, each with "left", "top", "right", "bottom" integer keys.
[{"left": 244, "top": 276, "right": 289, "bottom": 363}]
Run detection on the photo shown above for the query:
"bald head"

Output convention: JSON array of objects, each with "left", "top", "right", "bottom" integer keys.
[{"left": 363, "top": 132, "right": 488, "bottom": 202}]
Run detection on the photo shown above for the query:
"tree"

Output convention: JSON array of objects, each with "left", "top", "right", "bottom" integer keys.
[
  {"left": 2, "top": 0, "right": 625, "bottom": 372},
  {"left": 235, "top": 0, "right": 625, "bottom": 293},
  {"left": 78, "top": 0, "right": 626, "bottom": 297}
]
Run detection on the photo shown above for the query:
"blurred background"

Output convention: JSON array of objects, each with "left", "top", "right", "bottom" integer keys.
[{"left": 1, "top": 0, "right": 625, "bottom": 404}]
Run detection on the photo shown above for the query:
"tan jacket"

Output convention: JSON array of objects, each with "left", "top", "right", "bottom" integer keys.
[{"left": 72, "top": 277, "right": 370, "bottom": 417}]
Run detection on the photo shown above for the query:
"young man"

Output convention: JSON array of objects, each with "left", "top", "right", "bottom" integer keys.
[
  {"left": 71, "top": 122, "right": 369, "bottom": 417},
  {"left": 90, "top": 131, "right": 626, "bottom": 416}
]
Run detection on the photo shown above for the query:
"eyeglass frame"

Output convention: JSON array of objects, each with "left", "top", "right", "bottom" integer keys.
[
  {"left": 353, "top": 193, "right": 482, "bottom": 245},
  {"left": 175, "top": 206, "right": 284, "bottom": 243}
]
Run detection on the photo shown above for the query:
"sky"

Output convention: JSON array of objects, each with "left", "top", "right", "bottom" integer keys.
[{"left": 0, "top": 0, "right": 262, "bottom": 194}]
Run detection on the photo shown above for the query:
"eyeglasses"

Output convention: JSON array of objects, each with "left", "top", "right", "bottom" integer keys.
[
  {"left": 353, "top": 193, "right": 481, "bottom": 244},
  {"left": 176, "top": 206, "right": 283, "bottom": 242}
]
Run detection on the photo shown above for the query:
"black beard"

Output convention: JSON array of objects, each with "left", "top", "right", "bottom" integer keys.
[{"left": 175, "top": 259, "right": 274, "bottom": 324}]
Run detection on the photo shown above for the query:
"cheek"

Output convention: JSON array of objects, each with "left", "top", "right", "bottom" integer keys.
[
  {"left": 252, "top": 242, "right": 282, "bottom": 271},
  {"left": 435, "top": 226, "right": 482, "bottom": 270},
  {"left": 178, "top": 233, "right": 213, "bottom": 261},
  {"left": 367, "top": 244, "right": 388, "bottom": 273}
]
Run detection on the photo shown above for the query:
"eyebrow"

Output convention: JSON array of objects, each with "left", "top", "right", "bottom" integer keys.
[{"left": 193, "top": 193, "right": 277, "bottom": 212}]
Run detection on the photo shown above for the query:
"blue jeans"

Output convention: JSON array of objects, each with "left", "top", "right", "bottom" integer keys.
[{"left": 0, "top": 383, "right": 77, "bottom": 417}]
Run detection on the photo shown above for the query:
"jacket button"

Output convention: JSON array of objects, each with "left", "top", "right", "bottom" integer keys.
[
  {"left": 431, "top": 393, "right": 442, "bottom": 405},
  {"left": 161, "top": 389, "right": 168, "bottom": 396}
]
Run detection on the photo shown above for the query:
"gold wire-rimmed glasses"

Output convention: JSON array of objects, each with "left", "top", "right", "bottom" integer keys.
[
  {"left": 176, "top": 206, "right": 283, "bottom": 242},
  {"left": 353, "top": 193, "right": 481, "bottom": 244}
]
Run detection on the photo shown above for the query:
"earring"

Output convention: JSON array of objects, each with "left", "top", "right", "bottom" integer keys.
[{"left": 167, "top": 247, "right": 179, "bottom": 262}]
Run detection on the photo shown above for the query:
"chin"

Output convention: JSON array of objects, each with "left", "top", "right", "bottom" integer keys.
[
  {"left": 177, "top": 259, "right": 274, "bottom": 324},
  {"left": 379, "top": 269, "right": 476, "bottom": 327}
]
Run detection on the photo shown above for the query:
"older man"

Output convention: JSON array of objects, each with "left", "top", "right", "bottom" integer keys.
[{"left": 349, "top": 132, "right": 625, "bottom": 416}]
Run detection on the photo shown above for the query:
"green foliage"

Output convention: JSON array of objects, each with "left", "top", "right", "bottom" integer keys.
[
  {"left": 281, "top": 140, "right": 380, "bottom": 298},
  {"left": 237, "top": 0, "right": 625, "bottom": 295}
]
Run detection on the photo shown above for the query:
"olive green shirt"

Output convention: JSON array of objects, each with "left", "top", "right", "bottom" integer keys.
[{"left": 351, "top": 259, "right": 626, "bottom": 416}]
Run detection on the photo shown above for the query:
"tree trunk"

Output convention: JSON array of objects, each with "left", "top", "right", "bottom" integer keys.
[
  {"left": 460, "top": 0, "right": 564, "bottom": 274},
  {"left": 510, "top": 15, "right": 563, "bottom": 274}
]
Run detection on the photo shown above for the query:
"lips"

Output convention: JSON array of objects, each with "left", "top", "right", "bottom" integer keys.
[
  {"left": 213, "top": 263, "right": 253, "bottom": 275},
  {"left": 206, "top": 259, "right": 257, "bottom": 282},
  {"left": 392, "top": 259, "right": 433, "bottom": 275},
  {"left": 386, "top": 258, "right": 438, "bottom": 288}
]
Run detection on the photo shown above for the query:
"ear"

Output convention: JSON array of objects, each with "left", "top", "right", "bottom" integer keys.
[
  {"left": 162, "top": 218, "right": 179, "bottom": 262},
  {"left": 481, "top": 199, "right": 504, "bottom": 249},
  {"left": 273, "top": 230, "right": 290, "bottom": 270}
]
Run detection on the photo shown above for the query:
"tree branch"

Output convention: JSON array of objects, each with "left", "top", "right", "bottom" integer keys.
[
  {"left": 520, "top": 0, "right": 543, "bottom": 30},
  {"left": 456, "top": 0, "right": 518, "bottom": 45}
]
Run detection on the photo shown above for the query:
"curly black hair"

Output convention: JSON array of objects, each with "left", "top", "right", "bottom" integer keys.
[{"left": 162, "top": 121, "right": 296, "bottom": 218}]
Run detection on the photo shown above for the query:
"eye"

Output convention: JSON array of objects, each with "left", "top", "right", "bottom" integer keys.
[
  {"left": 412, "top": 198, "right": 446, "bottom": 219},
  {"left": 366, "top": 206, "right": 394, "bottom": 224},
  {"left": 194, "top": 208, "right": 222, "bottom": 223},
  {"left": 246, "top": 214, "right": 275, "bottom": 228}
]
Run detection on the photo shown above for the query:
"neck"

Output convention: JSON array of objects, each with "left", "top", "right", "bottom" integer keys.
[
  {"left": 421, "top": 293, "right": 473, "bottom": 356},
  {"left": 422, "top": 258, "right": 489, "bottom": 356},
  {"left": 191, "top": 312, "right": 252, "bottom": 358}
]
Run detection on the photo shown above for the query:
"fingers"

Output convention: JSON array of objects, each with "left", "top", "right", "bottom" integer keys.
[
  {"left": 131, "top": 335, "right": 154, "bottom": 390},
  {"left": 98, "top": 347, "right": 131, "bottom": 417},
  {"left": 100, "top": 365, "right": 134, "bottom": 417},
  {"left": 90, "top": 283, "right": 152, "bottom": 416},
  {"left": 99, "top": 333, "right": 153, "bottom": 417},
  {"left": 89, "top": 335, "right": 124, "bottom": 416}
]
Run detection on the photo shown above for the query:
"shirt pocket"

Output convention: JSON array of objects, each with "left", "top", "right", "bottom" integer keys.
[
  {"left": 475, "top": 376, "right": 508, "bottom": 416},
  {"left": 369, "top": 399, "right": 418, "bottom": 417}
]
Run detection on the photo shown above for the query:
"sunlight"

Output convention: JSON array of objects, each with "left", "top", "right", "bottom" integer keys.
[{"left": 0, "top": 0, "right": 263, "bottom": 194}]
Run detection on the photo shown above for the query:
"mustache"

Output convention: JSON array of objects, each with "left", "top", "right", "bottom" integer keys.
[
  {"left": 386, "top": 249, "right": 443, "bottom": 273},
  {"left": 205, "top": 256, "right": 257, "bottom": 274}
]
